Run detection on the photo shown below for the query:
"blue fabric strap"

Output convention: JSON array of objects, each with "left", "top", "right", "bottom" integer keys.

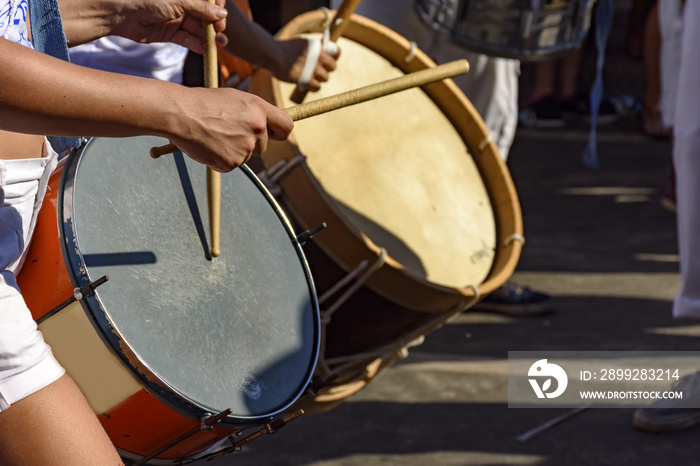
[
  {"left": 28, "top": 0, "right": 81, "bottom": 153},
  {"left": 582, "top": 0, "right": 614, "bottom": 171},
  {"left": 28, "top": 0, "right": 69, "bottom": 61}
]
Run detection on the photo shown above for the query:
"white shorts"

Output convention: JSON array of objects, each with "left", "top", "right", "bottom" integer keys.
[{"left": 0, "top": 141, "right": 65, "bottom": 412}]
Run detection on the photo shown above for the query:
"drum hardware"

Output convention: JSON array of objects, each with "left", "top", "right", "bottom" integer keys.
[
  {"left": 307, "top": 372, "right": 341, "bottom": 396},
  {"left": 235, "top": 410, "right": 305, "bottom": 447},
  {"left": 132, "top": 409, "right": 233, "bottom": 466},
  {"left": 149, "top": 59, "right": 471, "bottom": 159},
  {"left": 256, "top": 154, "right": 307, "bottom": 197},
  {"left": 316, "top": 287, "right": 480, "bottom": 384},
  {"left": 478, "top": 134, "right": 494, "bottom": 152},
  {"left": 504, "top": 233, "right": 526, "bottom": 247},
  {"left": 320, "top": 296, "right": 473, "bottom": 378},
  {"left": 36, "top": 275, "right": 109, "bottom": 324},
  {"left": 296, "top": 222, "right": 328, "bottom": 246},
  {"left": 314, "top": 250, "right": 387, "bottom": 377},
  {"left": 200, "top": 410, "right": 306, "bottom": 461},
  {"left": 318, "top": 249, "right": 387, "bottom": 317},
  {"left": 403, "top": 41, "right": 418, "bottom": 63}
]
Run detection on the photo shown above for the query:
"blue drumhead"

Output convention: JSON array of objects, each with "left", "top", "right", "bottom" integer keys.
[{"left": 60, "top": 136, "right": 319, "bottom": 426}]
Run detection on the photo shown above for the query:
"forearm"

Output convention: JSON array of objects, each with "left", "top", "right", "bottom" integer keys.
[
  {"left": 222, "top": 0, "right": 286, "bottom": 73},
  {"left": 0, "top": 39, "right": 181, "bottom": 139},
  {"left": 221, "top": 2, "right": 337, "bottom": 88},
  {"left": 0, "top": 37, "right": 294, "bottom": 172}
]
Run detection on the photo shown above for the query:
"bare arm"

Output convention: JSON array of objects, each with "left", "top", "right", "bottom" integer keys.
[
  {"left": 222, "top": 0, "right": 338, "bottom": 90},
  {"left": 0, "top": 38, "right": 292, "bottom": 171}
]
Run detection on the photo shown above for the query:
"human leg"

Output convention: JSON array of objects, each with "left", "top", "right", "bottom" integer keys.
[
  {"left": 641, "top": 2, "right": 672, "bottom": 138},
  {"left": 0, "top": 265, "right": 121, "bottom": 464},
  {"left": 671, "top": 0, "right": 700, "bottom": 320},
  {"left": 0, "top": 374, "right": 123, "bottom": 465},
  {"left": 518, "top": 59, "right": 566, "bottom": 128}
]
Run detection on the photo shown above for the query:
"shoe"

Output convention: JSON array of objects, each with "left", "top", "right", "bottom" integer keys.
[
  {"left": 518, "top": 95, "right": 566, "bottom": 129},
  {"left": 472, "top": 281, "right": 553, "bottom": 316},
  {"left": 560, "top": 92, "right": 622, "bottom": 125},
  {"left": 633, "top": 372, "right": 700, "bottom": 432}
]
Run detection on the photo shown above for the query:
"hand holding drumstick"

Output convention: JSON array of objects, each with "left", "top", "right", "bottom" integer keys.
[
  {"left": 163, "top": 89, "right": 293, "bottom": 172},
  {"left": 290, "top": 0, "right": 362, "bottom": 103}
]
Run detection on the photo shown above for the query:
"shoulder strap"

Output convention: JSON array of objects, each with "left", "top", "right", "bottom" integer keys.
[
  {"left": 28, "top": 0, "right": 70, "bottom": 61},
  {"left": 28, "top": 0, "right": 81, "bottom": 154}
]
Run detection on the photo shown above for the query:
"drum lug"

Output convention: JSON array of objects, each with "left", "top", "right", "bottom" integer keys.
[
  {"left": 307, "top": 372, "right": 341, "bottom": 396},
  {"left": 256, "top": 155, "right": 306, "bottom": 197},
  {"left": 296, "top": 222, "right": 328, "bottom": 246},
  {"left": 131, "top": 408, "right": 232, "bottom": 465},
  {"left": 37, "top": 275, "right": 109, "bottom": 324}
]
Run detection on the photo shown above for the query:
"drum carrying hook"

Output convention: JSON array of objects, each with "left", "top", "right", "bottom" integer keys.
[
  {"left": 296, "top": 222, "right": 328, "bottom": 246},
  {"left": 307, "top": 371, "right": 341, "bottom": 396}
]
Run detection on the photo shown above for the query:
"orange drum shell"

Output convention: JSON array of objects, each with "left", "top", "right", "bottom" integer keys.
[
  {"left": 16, "top": 163, "right": 73, "bottom": 320},
  {"left": 249, "top": 11, "right": 523, "bottom": 313}
]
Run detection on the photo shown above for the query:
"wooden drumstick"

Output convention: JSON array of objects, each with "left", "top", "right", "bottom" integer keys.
[
  {"left": 287, "top": 59, "right": 469, "bottom": 121},
  {"left": 203, "top": 1, "right": 222, "bottom": 258},
  {"left": 150, "top": 59, "right": 470, "bottom": 159},
  {"left": 289, "top": 0, "right": 362, "bottom": 104}
]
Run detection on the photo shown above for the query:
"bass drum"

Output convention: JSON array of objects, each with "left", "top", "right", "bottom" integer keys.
[
  {"left": 16, "top": 137, "right": 320, "bottom": 463},
  {"left": 249, "top": 11, "right": 522, "bottom": 412}
]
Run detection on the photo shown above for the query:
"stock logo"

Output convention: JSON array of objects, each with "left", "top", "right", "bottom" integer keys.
[{"left": 528, "top": 359, "right": 568, "bottom": 399}]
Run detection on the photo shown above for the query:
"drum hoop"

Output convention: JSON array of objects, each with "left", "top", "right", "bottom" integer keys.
[
  {"left": 58, "top": 138, "right": 321, "bottom": 428},
  {"left": 252, "top": 11, "right": 523, "bottom": 311}
]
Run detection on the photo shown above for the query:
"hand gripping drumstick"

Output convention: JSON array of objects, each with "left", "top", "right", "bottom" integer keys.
[
  {"left": 289, "top": 0, "right": 363, "bottom": 104},
  {"left": 203, "top": 1, "right": 222, "bottom": 258},
  {"left": 150, "top": 58, "right": 470, "bottom": 156}
]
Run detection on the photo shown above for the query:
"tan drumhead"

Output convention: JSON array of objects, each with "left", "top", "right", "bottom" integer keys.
[{"left": 277, "top": 35, "right": 496, "bottom": 288}]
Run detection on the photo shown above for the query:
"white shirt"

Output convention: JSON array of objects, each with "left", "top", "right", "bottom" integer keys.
[{"left": 70, "top": 36, "right": 187, "bottom": 83}]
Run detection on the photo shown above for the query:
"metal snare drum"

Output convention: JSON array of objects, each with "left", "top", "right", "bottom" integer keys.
[
  {"left": 415, "top": 0, "right": 596, "bottom": 61},
  {"left": 17, "top": 136, "right": 320, "bottom": 463}
]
